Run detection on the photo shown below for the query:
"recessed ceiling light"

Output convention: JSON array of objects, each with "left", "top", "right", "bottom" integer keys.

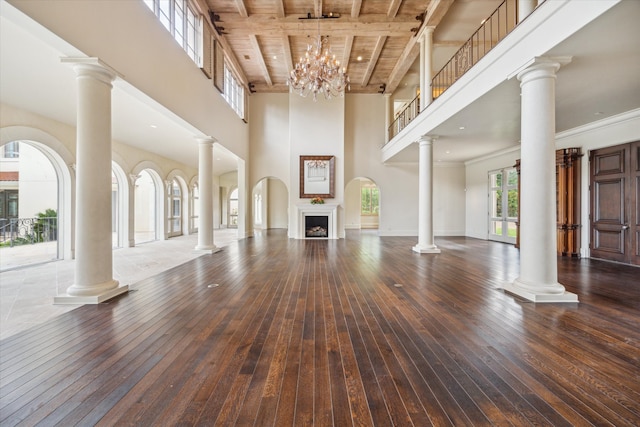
[
  {"left": 445, "top": 150, "right": 450, "bottom": 154},
  {"left": 357, "top": 55, "right": 363, "bottom": 61},
  {"left": 273, "top": 55, "right": 277, "bottom": 59},
  {"left": 459, "top": 126, "right": 465, "bottom": 130},
  {"left": 150, "top": 125, "right": 157, "bottom": 129}
]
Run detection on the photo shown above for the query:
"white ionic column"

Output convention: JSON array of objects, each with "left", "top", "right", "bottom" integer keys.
[
  {"left": 503, "top": 57, "right": 577, "bottom": 303},
  {"left": 413, "top": 135, "right": 440, "bottom": 254},
  {"left": 384, "top": 93, "right": 393, "bottom": 143},
  {"left": 195, "top": 137, "right": 219, "bottom": 253},
  {"left": 518, "top": 0, "right": 538, "bottom": 23},
  {"left": 56, "top": 58, "right": 128, "bottom": 304},
  {"left": 419, "top": 27, "right": 435, "bottom": 112}
]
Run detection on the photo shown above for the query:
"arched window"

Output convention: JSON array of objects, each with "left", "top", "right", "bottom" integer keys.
[
  {"left": 229, "top": 188, "right": 238, "bottom": 228},
  {"left": 168, "top": 179, "right": 182, "bottom": 237},
  {"left": 134, "top": 170, "right": 157, "bottom": 244},
  {"left": 190, "top": 183, "right": 199, "bottom": 233}
]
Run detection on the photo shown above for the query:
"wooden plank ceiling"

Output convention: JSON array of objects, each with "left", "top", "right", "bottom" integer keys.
[{"left": 204, "top": 0, "right": 454, "bottom": 94}]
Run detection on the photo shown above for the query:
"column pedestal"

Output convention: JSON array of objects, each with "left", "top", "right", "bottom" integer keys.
[
  {"left": 503, "top": 57, "right": 577, "bottom": 303},
  {"left": 55, "top": 58, "right": 128, "bottom": 304},
  {"left": 413, "top": 135, "right": 440, "bottom": 254}
]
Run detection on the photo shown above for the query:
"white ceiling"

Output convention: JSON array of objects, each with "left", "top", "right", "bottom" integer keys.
[{"left": 1, "top": 1, "right": 639, "bottom": 170}]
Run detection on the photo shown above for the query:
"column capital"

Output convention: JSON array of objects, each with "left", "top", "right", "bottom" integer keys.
[
  {"left": 195, "top": 136, "right": 217, "bottom": 145},
  {"left": 509, "top": 56, "right": 572, "bottom": 83},
  {"left": 61, "top": 57, "right": 120, "bottom": 85},
  {"left": 418, "top": 134, "right": 438, "bottom": 145},
  {"left": 416, "top": 25, "right": 435, "bottom": 42}
]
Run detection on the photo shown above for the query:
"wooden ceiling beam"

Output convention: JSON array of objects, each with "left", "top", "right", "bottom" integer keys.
[
  {"left": 217, "top": 19, "right": 416, "bottom": 37},
  {"left": 342, "top": 35, "right": 353, "bottom": 72},
  {"left": 234, "top": 0, "right": 248, "bottom": 18},
  {"left": 282, "top": 35, "right": 294, "bottom": 75},
  {"left": 351, "top": 0, "right": 362, "bottom": 18},
  {"left": 249, "top": 34, "right": 272, "bottom": 86},
  {"left": 385, "top": 41, "right": 420, "bottom": 94},
  {"left": 275, "top": 0, "right": 285, "bottom": 19},
  {"left": 361, "top": 36, "right": 386, "bottom": 87},
  {"left": 387, "top": 0, "right": 402, "bottom": 18},
  {"left": 249, "top": 82, "right": 382, "bottom": 94}
]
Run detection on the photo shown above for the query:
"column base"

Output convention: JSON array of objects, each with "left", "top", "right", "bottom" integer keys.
[
  {"left": 502, "top": 279, "right": 578, "bottom": 303},
  {"left": 194, "top": 245, "right": 221, "bottom": 254},
  {"left": 54, "top": 284, "right": 129, "bottom": 305},
  {"left": 412, "top": 244, "right": 441, "bottom": 254}
]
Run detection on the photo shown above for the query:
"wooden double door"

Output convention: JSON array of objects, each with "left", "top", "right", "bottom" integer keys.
[{"left": 590, "top": 141, "right": 640, "bottom": 266}]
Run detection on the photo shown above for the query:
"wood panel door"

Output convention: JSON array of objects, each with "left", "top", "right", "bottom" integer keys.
[{"left": 590, "top": 142, "right": 639, "bottom": 265}]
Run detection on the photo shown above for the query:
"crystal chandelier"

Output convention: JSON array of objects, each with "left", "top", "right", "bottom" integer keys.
[{"left": 288, "top": 26, "right": 350, "bottom": 101}]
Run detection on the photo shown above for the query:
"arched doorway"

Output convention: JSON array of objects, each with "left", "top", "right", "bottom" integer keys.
[
  {"left": 134, "top": 169, "right": 159, "bottom": 244},
  {"left": 111, "top": 162, "right": 129, "bottom": 248},
  {"left": 345, "top": 178, "right": 380, "bottom": 231},
  {"left": 189, "top": 180, "right": 199, "bottom": 234},
  {"left": 252, "top": 177, "right": 288, "bottom": 233},
  {"left": 0, "top": 140, "right": 65, "bottom": 269},
  {"left": 228, "top": 187, "right": 238, "bottom": 228}
]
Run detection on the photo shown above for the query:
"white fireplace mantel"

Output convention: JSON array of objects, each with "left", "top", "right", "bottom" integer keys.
[{"left": 297, "top": 203, "right": 339, "bottom": 239}]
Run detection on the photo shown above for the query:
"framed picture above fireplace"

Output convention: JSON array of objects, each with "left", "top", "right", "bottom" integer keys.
[{"left": 299, "top": 155, "right": 335, "bottom": 198}]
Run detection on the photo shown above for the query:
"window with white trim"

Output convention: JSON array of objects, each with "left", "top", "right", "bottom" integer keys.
[
  {"left": 144, "top": 0, "right": 202, "bottom": 65},
  {"left": 224, "top": 64, "right": 245, "bottom": 119}
]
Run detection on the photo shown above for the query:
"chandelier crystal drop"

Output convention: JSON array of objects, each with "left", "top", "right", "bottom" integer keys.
[{"left": 288, "top": 34, "right": 350, "bottom": 101}]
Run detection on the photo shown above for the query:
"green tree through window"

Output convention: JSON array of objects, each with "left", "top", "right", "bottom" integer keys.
[{"left": 361, "top": 186, "right": 379, "bottom": 215}]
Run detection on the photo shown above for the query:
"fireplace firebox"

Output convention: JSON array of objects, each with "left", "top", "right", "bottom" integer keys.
[{"left": 305, "top": 216, "right": 329, "bottom": 238}]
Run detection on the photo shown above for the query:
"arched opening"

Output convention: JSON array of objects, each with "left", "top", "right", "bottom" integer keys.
[
  {"left": 252, "top": 177, "right": 288, "bottom": 233},
  {"left": 189, "top": 181, "right": 199, "bottom": 234},
  {"left": 134, "top": 169, "right": 159, "bottom": 244},
  {"left": 0, "top": 140, "right": 66, "bottom": 269},
  {"left": 167, "top": 178, "right": 184, "bottom": 238},
  {"left": 111, "top": 162, "right": 129, "bottom": 248},
  {"left": 228, "top": 187, "right": 238, "bottom": 228},
  {"left": 345, "top": 178, "right": 380, "bottom": 231}
]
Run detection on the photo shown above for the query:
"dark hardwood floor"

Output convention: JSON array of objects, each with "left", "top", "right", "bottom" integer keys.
[{"left": 1, "top": 230, "right": 639, "bottom": 426}]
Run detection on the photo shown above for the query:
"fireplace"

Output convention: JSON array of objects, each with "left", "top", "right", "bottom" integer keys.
[
  {"left": 296, "top": 203, "right": 338, "bottom": 239},
  {"left": 305, "top": 216, "right": 329, "bottom": 238}
]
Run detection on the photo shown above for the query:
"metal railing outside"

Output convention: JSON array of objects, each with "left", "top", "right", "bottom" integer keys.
[
  {"left": 387, "top": 0, "right": 519, "bottom": 142},
  {"left": 0, "top": 217, "right": 58, "bottom": 247}
]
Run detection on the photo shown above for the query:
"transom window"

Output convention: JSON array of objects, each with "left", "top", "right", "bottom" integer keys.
[
  {"left": 144, "top": 0, "right": 201, "bottom": 65},
  {"left": 224, "top": 64, "right": 245, "bottom": 119}
]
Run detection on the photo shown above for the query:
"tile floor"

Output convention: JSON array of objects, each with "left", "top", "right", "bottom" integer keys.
[{"left": 0, "top": 229, "right": 239, "bottom": 340}]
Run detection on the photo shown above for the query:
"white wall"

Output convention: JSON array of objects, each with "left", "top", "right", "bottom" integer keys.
[
  {"left": 289, "top": 94, "right": 345, "bottom": 238},
  {"left": 345, "top": 95, "right": 420, "bottom": 236},
  {"left": 344, "top": 179, "right": 361, "bottom": 229},
  {"left": 248, "top": 94, "right": 290, "bottom": 188},
  {"left": 247, "top": 93, "right": 467, "bottom": 238},
  {"left": 434, "top": 163, "right": 466, "bottom": 236},
  {"left": 267, "top": 178, "right": 288, "bottom": 229}
]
